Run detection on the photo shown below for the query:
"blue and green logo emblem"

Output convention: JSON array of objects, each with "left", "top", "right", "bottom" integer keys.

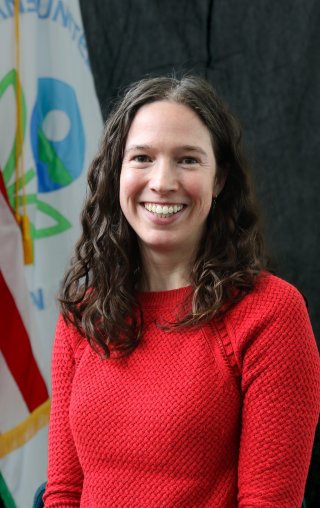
[{"left": 0, "top": 69, "right": 85, "bottom": 239}]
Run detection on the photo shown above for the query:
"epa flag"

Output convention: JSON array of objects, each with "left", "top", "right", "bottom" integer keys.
[{"left": 0, "top": 1, "right": 103, "bottom": 506}]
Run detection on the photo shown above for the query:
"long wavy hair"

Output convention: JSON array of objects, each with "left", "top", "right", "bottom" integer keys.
[{"left": 60, "top": 75, "right": 268, "bottom": 357}]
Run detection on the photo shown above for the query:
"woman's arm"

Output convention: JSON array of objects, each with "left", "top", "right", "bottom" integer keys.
[
  {"left": 237, "top": 279, "right": 320, "bottom": 507},
  {"left": 43, "top": 316, "right": 83, "bottom": 507}
]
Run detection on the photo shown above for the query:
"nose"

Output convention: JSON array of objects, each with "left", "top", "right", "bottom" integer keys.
[{"left": 149, "top": 159, "right": 178, "bottom": 194}]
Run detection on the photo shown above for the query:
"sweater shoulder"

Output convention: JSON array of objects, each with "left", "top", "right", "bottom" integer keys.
[
  {"left": 250, "top": 271, "right": 305, "bottom": 301},
  {"left": 219, "top": 273, "right": 313, "bottom": 371},
  {"left": 54, "top": 314, "right": 87, "bottom": 359},
  {"left": 259, "top": 271, "right": 304, "bottom": 298},
  {"left": 232, "top": 272, "right": 307, "bottom": 322}
]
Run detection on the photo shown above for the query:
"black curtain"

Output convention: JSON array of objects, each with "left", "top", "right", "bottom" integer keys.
[
  {"left": 80, "top": 0, "right": 319, "bottom": 341},
  {"left": 79, "top": 1, "right": 320, "bottom": 504}
]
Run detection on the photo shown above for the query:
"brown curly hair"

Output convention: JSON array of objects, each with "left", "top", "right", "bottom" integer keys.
[{"left": 59, "top": 75, "right": 268, "bottom": 357}]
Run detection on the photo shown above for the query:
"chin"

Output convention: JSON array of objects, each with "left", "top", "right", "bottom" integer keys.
[
  {"left": 148, "top": 241, "right": 177, "bottom": 252},
  {"left": 140, "top": 236, "right": 180, "bottom": 253}
]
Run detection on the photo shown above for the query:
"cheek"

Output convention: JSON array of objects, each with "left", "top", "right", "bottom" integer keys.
[
  {"left": 185, "top": 176, "right": 214, "bottom": 205},
  {"left": 119, "top": 170, "right": 137, "bottom": 202},
  {"left": 119, "top": 171, "right": 128, "bottom": 214},
  {"left": 119, "top": 169, "right": 147, "bottom": 220}
]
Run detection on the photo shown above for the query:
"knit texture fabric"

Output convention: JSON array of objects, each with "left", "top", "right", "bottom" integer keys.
[{"left": 44, "top": 274, "right": 320, "bottom": 507}]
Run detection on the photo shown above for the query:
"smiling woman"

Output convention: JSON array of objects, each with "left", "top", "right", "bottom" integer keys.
[
  {"left": 119, "top": 101, "right": 221, "bottom": 278},
  {"left": 44, "top": 76, "right": 320, "bottom": 508}
]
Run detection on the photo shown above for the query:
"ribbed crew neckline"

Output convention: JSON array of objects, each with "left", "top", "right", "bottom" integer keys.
[{"left": 136, "top": 285, "right": 193, "bottom": 308}]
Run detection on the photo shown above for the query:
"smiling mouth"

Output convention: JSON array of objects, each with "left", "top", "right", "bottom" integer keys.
[{"left": 143, "top": 203, "right": 184, "bottom": 218}]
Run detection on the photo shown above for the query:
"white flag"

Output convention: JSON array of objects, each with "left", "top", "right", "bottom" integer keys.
[{"left": 0, "top": 1, "right": 103, "bottom": 506}]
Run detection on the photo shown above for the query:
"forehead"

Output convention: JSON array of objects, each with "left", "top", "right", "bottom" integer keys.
[{"left": 126, "top": 100, "right": 213, "bottom": 148}]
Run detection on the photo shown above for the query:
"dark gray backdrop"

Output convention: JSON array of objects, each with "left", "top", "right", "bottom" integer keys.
[
  {"left": 79, "top": 0, "right": 319, "bottom": 341},
  {"left": 79, "top": 2, "right": 320, "bottom": 500}
]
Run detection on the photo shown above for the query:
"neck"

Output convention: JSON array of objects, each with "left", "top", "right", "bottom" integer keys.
[{"left": 138, "top": 246, "right": 194, "bottom": 291}]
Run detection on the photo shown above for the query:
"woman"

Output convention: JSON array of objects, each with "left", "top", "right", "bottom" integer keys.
[{"left": 44, "top": 76, "right": 319, "bottom": 507}]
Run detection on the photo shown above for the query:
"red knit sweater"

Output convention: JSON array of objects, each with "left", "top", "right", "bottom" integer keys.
[{"left": 44, "top": 274, "right": 320, "bottom": 507}]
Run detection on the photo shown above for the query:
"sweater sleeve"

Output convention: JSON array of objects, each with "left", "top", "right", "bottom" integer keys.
[
  {"left": 234, "top": 278, "right": 320, "bottom": 507},
  {"left": 43, "top": 315, "right": 83, "bottom": 507}
]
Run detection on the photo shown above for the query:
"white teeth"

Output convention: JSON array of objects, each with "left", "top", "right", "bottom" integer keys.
[{"left": 144, "top": 203, "right": 183, "bottom": 217}]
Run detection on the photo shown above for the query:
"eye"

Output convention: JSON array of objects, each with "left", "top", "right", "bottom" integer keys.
[
  {"left": 179, "top": 157, "right": 199, "bottom": 165},
  {"left": 132, "top": 154, "right": 152, "bottom": 163}
]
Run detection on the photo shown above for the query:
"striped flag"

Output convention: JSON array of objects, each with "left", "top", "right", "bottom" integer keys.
[
  {"left": 0, "top": 171, "right": 50, "bottom": 506},
  {"left": 0, "top": 1, "right": 103, "bottom": 506}
]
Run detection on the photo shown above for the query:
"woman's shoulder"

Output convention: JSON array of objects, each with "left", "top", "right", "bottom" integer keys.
[
  {"left": 221, "top": 272, "right": 316, "bottom": 374},
  {"left": 54, "top": 313, "right": 87, "bottom": 357},
  {"left": 224, "top": 272, "right": 312, "bottom": 351},
  {"left": 240, "top": 271, "right": 307, "bottom": 313}
]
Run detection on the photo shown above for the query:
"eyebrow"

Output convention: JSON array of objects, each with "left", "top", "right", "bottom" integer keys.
[
  {"left": 124, "top": 144, "right": 208, "bottom": 157},
  {"left": 178, "top": 145, "right": 208, "bottom": 157},
  {"left": 124, "top": 144, "right": 152, "bottom": 155}
]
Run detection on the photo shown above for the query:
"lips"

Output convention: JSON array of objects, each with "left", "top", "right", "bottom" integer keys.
[{"left": 143, "top": 203, "right": 184, "bottom": 218}]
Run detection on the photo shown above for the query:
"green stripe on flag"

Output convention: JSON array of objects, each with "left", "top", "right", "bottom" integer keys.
[{"left": 0, "top": 473, "right": 17, "bottom": 508}]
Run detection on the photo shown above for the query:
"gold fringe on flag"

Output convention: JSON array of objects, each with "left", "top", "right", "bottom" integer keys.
[
  {"left": 14, "top": 0, "right": 33, "bottom": 264},
  {"left": 0, "top": 399, "right": 51, "bottom": 458}
]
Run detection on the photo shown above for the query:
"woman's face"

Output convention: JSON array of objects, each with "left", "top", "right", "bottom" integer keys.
[{"left": 120, "top": 100, "right": 220, "bottom": 259}]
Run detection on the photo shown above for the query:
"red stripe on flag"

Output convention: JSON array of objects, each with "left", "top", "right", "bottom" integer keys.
[
  {"left": 0, "top": 170, "right": 12, "bottom": 210},
  {"left": 0, "top": 271, "right": 48, "bottom": 411}
]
